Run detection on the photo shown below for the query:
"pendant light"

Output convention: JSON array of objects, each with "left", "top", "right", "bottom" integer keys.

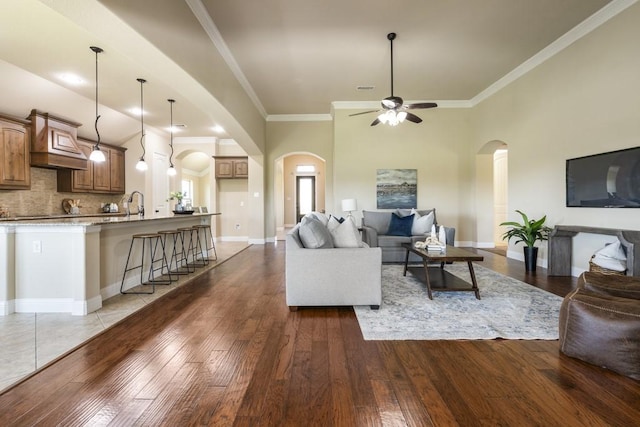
[
  {"left": 135, "top": 78, "right": 148, "bottom": 171},
  {"left": 89, "top": 46, "right": 106, "bottom": 163},
  {"left": 167, "top": 99, "right": 177, "bottom": 176}
]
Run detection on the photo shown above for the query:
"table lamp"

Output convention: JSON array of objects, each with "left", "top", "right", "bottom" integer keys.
[{"left": 341, "top": 198, "right": 357, "bottom": 221}]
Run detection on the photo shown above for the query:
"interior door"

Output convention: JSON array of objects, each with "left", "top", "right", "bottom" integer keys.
[{"left": 296, "top": 176, "right": 315, "bottom": 223}]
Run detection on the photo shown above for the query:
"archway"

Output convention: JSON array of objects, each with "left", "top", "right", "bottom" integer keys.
[
  {"left": 476, "top": 140, "right": 508, "bottom": 249},
  {"left": 275, "top": 152, "right": 326, "bottom": 239}
]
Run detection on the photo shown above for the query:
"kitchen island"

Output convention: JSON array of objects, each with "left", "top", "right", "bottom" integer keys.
[{"left": 0, "top": 213, "right": 217, "bottom": 315}]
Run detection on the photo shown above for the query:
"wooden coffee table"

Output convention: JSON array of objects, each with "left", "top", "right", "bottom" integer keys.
[{"left": 401, "top": 243, "right": 484, "bottom": 299}]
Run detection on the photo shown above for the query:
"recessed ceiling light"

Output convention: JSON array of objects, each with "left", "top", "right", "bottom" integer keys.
[
  {"left": 356, "top": 85, "right": 375, "bottom": 91},
  {"left": 212, "top": 125, "right": 225, "bottom": 133},
  {"left": 128, "top": 107, "right": 147, "bottom": 116},
  {"left": 57, "top": 73, "right": 84, "bottom": 86}
]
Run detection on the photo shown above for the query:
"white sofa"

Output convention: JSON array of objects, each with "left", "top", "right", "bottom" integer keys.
[{"left": 285, "top": 225, "right": 382, "bottom": 310}]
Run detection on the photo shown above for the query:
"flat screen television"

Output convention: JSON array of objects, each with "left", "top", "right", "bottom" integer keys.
[{"left": 566, "top": 146, "right": 640, "bottom": 208}]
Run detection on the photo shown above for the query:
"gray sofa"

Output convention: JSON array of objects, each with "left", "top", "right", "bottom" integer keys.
[
  {"left": 361, "top": 209, "right": 455, "bottom": 263},
  {"left": 285, "top": 225, "right": 382, "bottom": 310}
]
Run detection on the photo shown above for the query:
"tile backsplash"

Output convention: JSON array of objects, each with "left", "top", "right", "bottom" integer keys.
[{"left": 0, "top": 168, "right": 123, "bottom": 217}]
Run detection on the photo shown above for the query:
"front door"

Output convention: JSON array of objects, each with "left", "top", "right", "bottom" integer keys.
[{"left": 296, "top": 176, "right": 315, "bottom": 223}]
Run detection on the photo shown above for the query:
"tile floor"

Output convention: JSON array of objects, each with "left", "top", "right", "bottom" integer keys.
[{"left": 0, "top": 241, "right": 250, "bottom": 393}]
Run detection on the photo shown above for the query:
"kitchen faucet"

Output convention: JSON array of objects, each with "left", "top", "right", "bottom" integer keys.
[{"left": 127, "top": 191, "right": 145, "bottom": 217}]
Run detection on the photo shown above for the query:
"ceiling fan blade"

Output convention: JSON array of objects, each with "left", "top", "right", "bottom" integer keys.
[
  {"left": 404, "top": 102, "right": 438, "bottom": 110},
  {"left": 349, "top": 110, "right": 379, "bottom": 117},
  {"left": 370, "top": 118, "right": 381, "bottom": 126},
  {"left": 405, "top": 112, "right": 423, "bottom": 124}
]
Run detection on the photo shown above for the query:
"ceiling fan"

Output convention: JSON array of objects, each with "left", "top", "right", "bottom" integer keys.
[{"left": 350, "top": 32, "right": 437, "bottom": 126}]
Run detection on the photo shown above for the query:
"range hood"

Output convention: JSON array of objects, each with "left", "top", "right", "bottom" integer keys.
[{"left": 29, "top": 109, "right": 88, "bottom": 170}]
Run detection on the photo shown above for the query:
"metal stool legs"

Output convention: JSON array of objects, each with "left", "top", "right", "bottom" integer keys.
[
  {"left": 158, "top": 230, "right": 193, "bottom": 276},
  {"left": 193, "top": 224, "right": 217, "bottom": 262},
  {"left": 120, "top": 233, "right": 172, "bottom": 294},
  {"left": 178, "top": 227, "right": 201, "bottom": 270}
]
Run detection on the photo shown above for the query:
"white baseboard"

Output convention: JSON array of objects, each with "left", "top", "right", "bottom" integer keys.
[
  {"left": 506, "top": 249, "right": 549, "bottom": 270},
  {"left": 248, "top": 238, "right": 265, "bottom": 244},
  {"left": 15, "top": 298, "right": 74, "bottom": 314},
  {"left": 476, "top": 242, "right": 496, "bottom": 248},
  {"left": 0, "top": 299, "right": 14, "bottom": 315},
  {"left": 220, "top": 236, "right": 249, "bottom": 242}
]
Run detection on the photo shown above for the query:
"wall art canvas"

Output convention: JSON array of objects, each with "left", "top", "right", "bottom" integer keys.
[{"left": 376, "top": 169, "right": 417, "bottom": 209}]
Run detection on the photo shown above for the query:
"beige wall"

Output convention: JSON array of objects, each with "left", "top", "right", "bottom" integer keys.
[
  {"left": 266, "top": 120, "right": 334, "bottom": 237},
  {"left": 333, "top": 108, "right": 474, "bottom": 236},
  {"left": 471, "top": 2, "right": 640, "bottom": 268}
]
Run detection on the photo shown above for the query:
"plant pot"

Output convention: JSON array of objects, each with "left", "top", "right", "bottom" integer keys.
[
  {"left": 174, "top": 202, "right": 184, "bottom": 212},
  {"left": 523, "top": 246, "right": 538, "bottom": 272}
]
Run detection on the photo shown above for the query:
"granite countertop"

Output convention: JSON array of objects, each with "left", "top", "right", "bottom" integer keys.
[{"left": 0, "top": 212, "right": 217, "bottom": 226}]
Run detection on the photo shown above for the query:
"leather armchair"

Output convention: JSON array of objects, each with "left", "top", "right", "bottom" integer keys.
[{"left": 559, "top": 272, "right": 640, "bottom": 380}]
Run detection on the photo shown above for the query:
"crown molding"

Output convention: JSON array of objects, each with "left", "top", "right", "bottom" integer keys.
[
  {"left": 186, "top": 0, "right": 267, "bottom": 118},
  {"left": 331, "top": 100, "right": 472, "bottom": 110},
  {"left": 267, "top": 114, "right": 333, "bottom": 122},
  {"left": 188, "top": 0, "right": 636, "bottom": 121},
  {"left": 471, "top": 0, "right": 638, "bottom": 106}
]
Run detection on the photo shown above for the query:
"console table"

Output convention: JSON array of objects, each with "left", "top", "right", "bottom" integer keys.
[{"left": 548, "top": 225, "right": 640, "bottom": 276}]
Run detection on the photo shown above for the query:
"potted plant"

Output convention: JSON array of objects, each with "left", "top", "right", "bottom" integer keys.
[
  {"left": 500, "top": 210, "right": 552, "bottom": 272},
  {"left": 168, "top": 191, "right": 185, "bottom": 212}
]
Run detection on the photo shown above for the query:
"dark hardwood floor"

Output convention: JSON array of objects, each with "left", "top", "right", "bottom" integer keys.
[{"left": 1, "top": 244, "right": 639, "bottom": 426}]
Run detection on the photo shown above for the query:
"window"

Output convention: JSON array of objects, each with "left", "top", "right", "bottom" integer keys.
[
  {"left": 296, "top": 165, "right": 315, "bottom": 174},
  {"left": 181, "top": 179, "right": 193, "bottom": 199}
]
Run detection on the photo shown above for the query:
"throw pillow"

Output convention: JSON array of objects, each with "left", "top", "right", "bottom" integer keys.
[
  {"left": 387, "top": 213, "right": 414, "bottom": 237},
  {"left": 592, "top": 241, "right": 627, "bottom": 271},
  {"left": 330, "top": 218, "right": 363, "bottom": 248},
  {"left": 327, "top": 215, "right": 345, "bottom": 233},
  {"left": 411, "top": 210, "right": 434, "bottom": 235},
  {"left": 307, "top": 211, "right": 329, "bottom": 226},
  {"left": 298, "top": 215, "right": 334, "bottom": 249}
]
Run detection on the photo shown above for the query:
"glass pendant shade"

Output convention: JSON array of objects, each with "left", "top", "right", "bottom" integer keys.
[
  {"left": 89, "top": 146, "right": 106, "bottom": 162},
  {"left": 167, "top": 165, "right": 177, "bottom": 176},
  {"left": 136, "top": 158, "right": 148, "bottom": 171}
]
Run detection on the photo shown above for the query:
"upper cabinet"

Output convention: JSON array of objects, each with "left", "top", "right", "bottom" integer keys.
[
  {"left": 215, "top": 156, "right": 248, "bottom": 179},
  {"left": 0, "top": 114, "right": 31, "bottom": 189},
  {"left": 57, "top": 139, "right": 126, "bottom": 194}
]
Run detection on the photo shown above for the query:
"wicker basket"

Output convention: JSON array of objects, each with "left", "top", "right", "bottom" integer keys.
[{"left": 588, "top": 256, "right": 626, "bottom": 275}]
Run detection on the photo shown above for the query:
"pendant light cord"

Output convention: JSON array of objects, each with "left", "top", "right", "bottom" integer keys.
[
  {"left": 138, "top": 78, "right": 146, "bottom": 159},
  {"left": 389, "top": 33, "right": 395, "bottom": 97},
  {"left": 168, "top": 99, "right": 175, "bottom": 167},
  {"left": 90, "top": 46, "right": 103, "bottom": 148}
]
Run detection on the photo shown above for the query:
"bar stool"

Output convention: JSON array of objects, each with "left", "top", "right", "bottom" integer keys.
[
  {"left": 177, "top": 227, "right": 201, "bottom": 269},
  {"left": 193, "top": 224, "right": 217, "bottom": 262},
  {"left": 120, "top": 233, "right": 172, "bottom": 294},
  {"left": 190, "top": 225, "right": 209, "bottom": 267},
  {"left": 158, "top": 230, "right": 192, "bottom": 277}
]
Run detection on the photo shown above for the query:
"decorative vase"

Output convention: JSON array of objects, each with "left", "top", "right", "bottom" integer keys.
[
  {"left": 524, "top": 246, "right": 538, "bottom": 272},
  {"left": 175, "top": 201, "right": 184, "bottom": 212}
]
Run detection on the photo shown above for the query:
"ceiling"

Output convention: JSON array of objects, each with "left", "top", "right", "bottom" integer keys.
[{"left": 0, "top": 0, "right": 621, "bottom": 147}]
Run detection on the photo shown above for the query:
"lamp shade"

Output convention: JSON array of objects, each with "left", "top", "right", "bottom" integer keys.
[{"left": 341, "top": 198, "right": 357, "bottom": 213}]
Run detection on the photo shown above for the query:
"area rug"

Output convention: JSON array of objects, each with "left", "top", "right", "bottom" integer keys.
[{"left": 354, "top": 264, "right": 563, "bottom": 340}]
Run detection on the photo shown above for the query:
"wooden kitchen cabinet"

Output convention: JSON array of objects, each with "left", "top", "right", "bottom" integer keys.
[
  {"left": 215, "top": 156, "right": 248, "bottom": 179},
  {"left": 0, "top": 115, "right": 31, "bottom": 189},
  {"left": 57, "top": 139, "right": 126, "bottom": 194}
]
